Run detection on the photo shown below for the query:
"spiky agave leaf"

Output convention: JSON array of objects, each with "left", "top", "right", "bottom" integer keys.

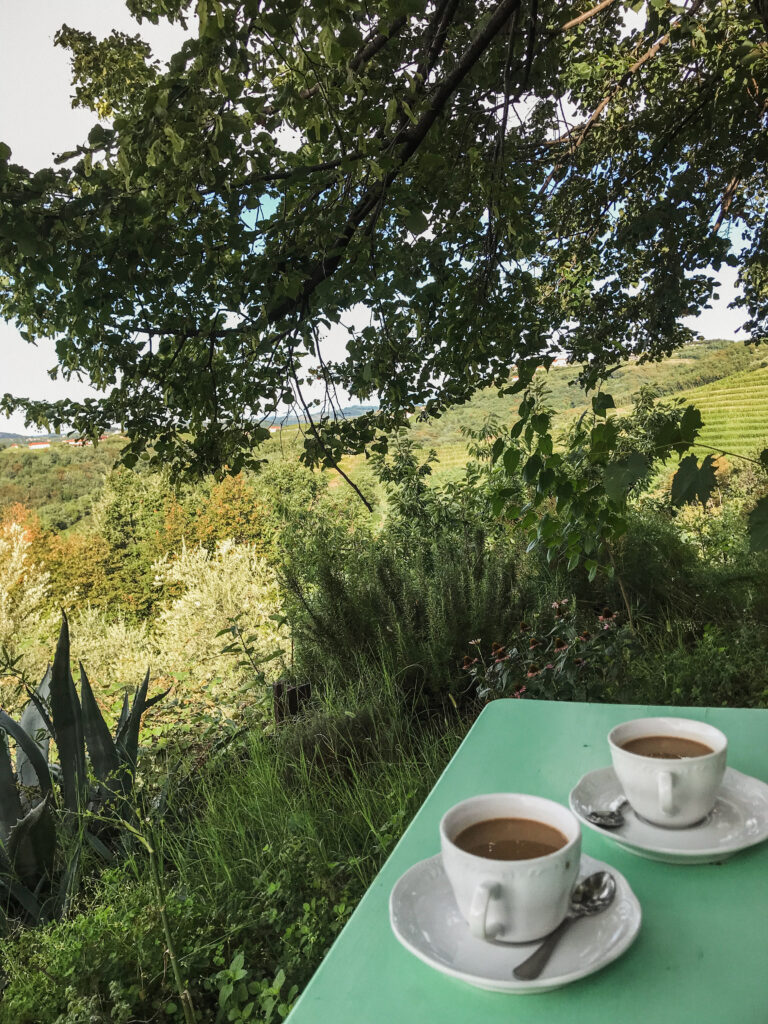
[
  {"left": 114, "top": 690, "right": 131, "bottom": 741},
  {"left": 6, "top": 795, "right": 56, "bottom": 887},
  {"left": 79, "top": 662, "right": 119, "bottom": 785},
  {"left": 0, "top": 732, "right": 22, "bottom": 843},
  {"left": 0, "top": 863, "right": 44, "bottom": 924},
  {"left": 51, "top": 845, "right": 80, "bottom": 921},
  {"left": 48, "top": 613, "right": 86, "bottom": 812},
  {"left": 114, "top": 670, "right": 148, "bottom": 764},
  {"left": 17, "top": 665, "right": 52, "bottom": 789},
  {"left": 116, "top": 668, "right": 152, "bottom": 772},
  {"left": 0, "top": 711, "right": 53, "bottom": 797}
]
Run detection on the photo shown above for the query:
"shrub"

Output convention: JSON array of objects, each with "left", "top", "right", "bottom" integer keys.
[
  {"left": 0, "top": 519, "right": 53, "bottom": 686},
  {"left": 153, "top": 540, "right": 289, "bottom": 692}
]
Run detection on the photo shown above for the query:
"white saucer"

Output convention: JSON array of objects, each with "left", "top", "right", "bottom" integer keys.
[
  {"left": 389, "top": 853, "right": 641, "bottom": 993},
  {"left": 570, "top": 766, "right": 768, "bottom": 864}
]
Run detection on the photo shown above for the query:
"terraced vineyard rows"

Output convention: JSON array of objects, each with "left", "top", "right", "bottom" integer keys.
[{"left": 676, "top": 366, "right": 768, "bottom": 456}]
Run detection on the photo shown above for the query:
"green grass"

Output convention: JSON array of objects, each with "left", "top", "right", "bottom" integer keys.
[{"left": 0, "top": 673, "right": 468, "bottom": 1023}]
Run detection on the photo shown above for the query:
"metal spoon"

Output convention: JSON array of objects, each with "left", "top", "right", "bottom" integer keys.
[
  {"left": 586, "top": 797, "right": 629, "bottom": 830},
  {"left": 513, "top": 871, "right": 617, "bottom": 981}
]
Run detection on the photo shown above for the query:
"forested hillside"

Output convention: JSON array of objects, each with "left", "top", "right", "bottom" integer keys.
[{"left": 2, "top": 339, "right": 763, "bottom": 528}]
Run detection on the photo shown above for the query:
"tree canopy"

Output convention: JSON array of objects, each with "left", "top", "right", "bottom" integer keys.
[{"left": 1, "top": 0, "right": 766, "bottom": 476}]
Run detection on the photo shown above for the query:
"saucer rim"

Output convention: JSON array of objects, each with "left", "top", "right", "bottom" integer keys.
[
  {"left": 569, "top": 765, "right": 768, "bottom": 860},
  {"left": 389, "top": 852, "right": 641, "bottom": 993}
]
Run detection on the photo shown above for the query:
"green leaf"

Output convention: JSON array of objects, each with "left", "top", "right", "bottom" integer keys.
[
  {"left": 670, "top": 454, "right": 716, "bottom": 507},
  {"left": 404, "top": 209, "right": 429, "bottom": 235},
  {"left": 759, "top": 449, "right": 768, "bottom": 472},
  {"left": 603, "top": 452, "right": 648, "bottom": 503},
  {"left": 677, "top": 406, "right": 703, "bottom": 447},
  {"left": 502, "top": 448, "right": 520, "bottom": 476},
  {"left": 0, "top": 141, "right": 11, "bottom": 163},
  {"left": 521, "top": 453, "right": 542, "bottom": 484},
  {"left": 197, "top": 0, "right": 208, "bottom": 35},
  {"left": 748, "top": 495, "right": 768, "bottom": 552},
  {"left": 592, "top": 392, "right": 615, "bottom": 417}
]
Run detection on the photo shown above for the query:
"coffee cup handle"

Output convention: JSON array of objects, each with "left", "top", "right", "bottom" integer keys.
[
  {"left": 468, "top": 881, "right": 499, "bottom": 939},
  {"left": 658, "top": 770, "right": 676, "bottom": 816}
]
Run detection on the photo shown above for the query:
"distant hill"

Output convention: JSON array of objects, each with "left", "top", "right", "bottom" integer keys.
[
  {"left": 401, "top": 338, "right": 763, "bottom": 479},
  {"left": 1, "top": 339, "right": 763, "bottom": 525}
]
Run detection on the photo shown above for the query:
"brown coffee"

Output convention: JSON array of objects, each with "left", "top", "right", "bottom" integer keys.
[
  {"left": 621, "top": 735, "right": 714, "bottom": 759},
  {"left": 454, "top": 817, "right": 568, "bottom": 860}
]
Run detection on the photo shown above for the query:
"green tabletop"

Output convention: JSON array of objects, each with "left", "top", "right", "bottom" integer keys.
[{"left": 286, "top": 700, "right": 768, "bottom": 1023}]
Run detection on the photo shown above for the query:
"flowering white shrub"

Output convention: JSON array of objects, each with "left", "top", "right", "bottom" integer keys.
[
  {"left": 0, "top": 521, "right": 52, "bottom": 680},
  {"left": 153, "top": 540, "right": 289, "bottom": 689},
  {"left": 69, "top": 604, "right": 153, "bottom": 698}
]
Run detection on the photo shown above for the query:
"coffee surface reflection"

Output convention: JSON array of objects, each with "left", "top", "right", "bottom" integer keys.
[
  {"left": 454, "top": 817, "right": 568, "bottom": 860},
  {"left": 620, "top": 735, "right": 713, "bottom": 759}
]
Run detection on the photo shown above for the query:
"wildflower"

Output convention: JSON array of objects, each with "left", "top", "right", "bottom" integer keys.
[
  {"left": 579, "top": 630, "right": 591, "bottom": 641},
  {"left": 529, "top": 637, "right": 541, "bottom": 650},
  {"left": 526, "top": 664, "right": 540, "bottom": 678},
  {"left": 554, "top": 636, "right": 568, "bottom": 651},
  {"left": 519, "top": 621, "right": 530, "bottom": 632},
  {"left": 544, "top": 662, "right": 555, "bottom": 670},
  {"left": 491, "top": 642, "right": 506, "bottom": 654},
  {"left": 462, "top": 656, "right": 479, "bottom": 670},
  {"left": 494, "top": 653, "right": 511, "bottom": 664},
  {"left": 574, "top": 657, "right": 585, "bottom": 666},
  {"left": 513, "top": 685, "right": 527, "bottom": 699},
  {"left": 469, "top": 638, "right": 482, "bottom": 646},
  {"left": 597, "top": 607, "right": 617, "bottom": 623}
]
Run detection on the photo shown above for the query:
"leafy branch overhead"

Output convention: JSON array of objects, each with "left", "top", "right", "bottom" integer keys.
[{"left": 0, "top": 1, "right": 766, "bottom": 478}]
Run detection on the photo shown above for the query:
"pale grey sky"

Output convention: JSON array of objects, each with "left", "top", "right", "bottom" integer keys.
[
  {"left": 0, "top": 1, "right": 186, "bottom": 433},
  {"left": 0, "top": 3, "right": 747, "bottom": 434}
]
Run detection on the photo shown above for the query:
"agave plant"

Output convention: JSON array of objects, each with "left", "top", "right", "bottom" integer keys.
[{"left": 0, "top": 612, "right": 167, "bottom": 925}]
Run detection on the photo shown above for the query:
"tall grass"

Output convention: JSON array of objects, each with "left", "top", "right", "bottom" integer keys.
[{"left": 0, "top": 670, "right": 468, "bottom": 1023}]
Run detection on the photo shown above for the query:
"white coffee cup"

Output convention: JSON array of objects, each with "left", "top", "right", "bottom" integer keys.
[
  {"left": 609, "top": 717, "right": 727, "bottom": 828},
  {"left": 440, "top": 793, "right": 581, "bottom": 943}
]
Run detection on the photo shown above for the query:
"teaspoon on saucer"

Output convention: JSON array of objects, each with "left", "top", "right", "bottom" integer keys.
[
  {"left": 586, "top": 798, "right": 629, "bottom": 830},
  {"left": 513, "top": 872, "right": 617, "bottom": 981}
]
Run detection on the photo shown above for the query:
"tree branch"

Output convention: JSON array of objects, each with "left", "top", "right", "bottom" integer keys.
[
  {"left": 541, "top": 0, "right": 705, "bottom": 190},
  {"left": 267, "top": 0, "right": 524, "bottom": 325},
  {"left": 559, "top": 0, "right": 618, "bottom": 33},
  {"left": 713, "top": 174, "right": 741, "bottom": 233}
]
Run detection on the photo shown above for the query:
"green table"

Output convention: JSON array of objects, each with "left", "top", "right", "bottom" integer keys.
[{"left": 286, "top": 700, "right": 768, "bottom": 1023}]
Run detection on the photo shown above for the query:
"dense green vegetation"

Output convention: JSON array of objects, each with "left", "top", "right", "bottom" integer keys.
[
  {"left": 1, "top": 345, "right": 767, "bottom": 1018},
  {"left": 2, "top": 0, "right": 768, "bottom": 1012}
]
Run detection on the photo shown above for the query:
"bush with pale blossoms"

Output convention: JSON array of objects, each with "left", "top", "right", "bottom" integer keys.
[
  {"left": 0, "top": 521, "right": 54, "bottom": 686},
  {"left": 152, "top": 540, "right": 289, "bottom": 692}
]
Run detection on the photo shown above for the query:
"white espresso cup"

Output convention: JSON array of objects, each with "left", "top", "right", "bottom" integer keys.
[
  {"left": 609, "top": 717, "right": 727, "bottom": 828},
  {"left": 440, "top": 793, "right": 581, "bottom": 943}
]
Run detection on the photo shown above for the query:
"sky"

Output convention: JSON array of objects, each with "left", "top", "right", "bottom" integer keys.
[
  {"left": 0, "top": 1, "right": 186, "bottom": 433},
  {"left": 0, "top": 3, "right": 748, "bottom": 435}
]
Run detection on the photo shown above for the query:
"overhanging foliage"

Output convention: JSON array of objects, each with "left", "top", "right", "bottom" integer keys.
[{"left": 0, "top": 0, "right": 766, "bottom": 477}]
